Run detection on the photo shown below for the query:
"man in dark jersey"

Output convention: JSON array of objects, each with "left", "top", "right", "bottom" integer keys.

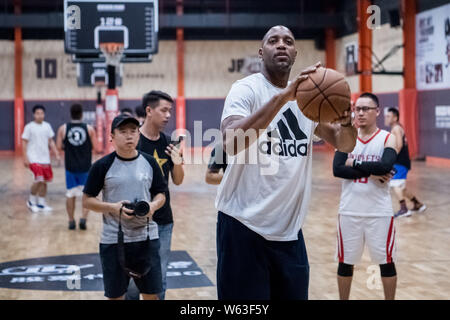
[
  {"left": 205, "top": 143, "right": 227, "bottom": 185},
  {"left": 126, "top": 90, "right": 184, "bottom": 300},
  {"left": 135, "top": 105, "right": 146, "bottom": 126},
  {"left": 385, "top": 108, "right": 426, "bottom": 218},
  {"left": 57, "top": 104, "right": 97, "bottom": 230}
]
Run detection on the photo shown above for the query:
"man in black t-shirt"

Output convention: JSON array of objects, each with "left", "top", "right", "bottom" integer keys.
[
  {"left": 126, "top": 90, "right": 184, "bottom": 300},
  {"left": 135, "top": 105, "right": 146, "bottom": 126},
  {"left": 82, "top": 114, "right": 168, "bottom": 300},
  {"left": 56, "top": 104, "right": 97, "bottom": 230}
]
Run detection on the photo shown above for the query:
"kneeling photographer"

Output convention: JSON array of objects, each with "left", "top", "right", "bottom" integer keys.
[{"left": 82, "top": 114, "right": 167, "bottom": 300}]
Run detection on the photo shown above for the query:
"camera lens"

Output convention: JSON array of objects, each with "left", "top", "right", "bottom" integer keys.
[{"left": 134, "top": 201, "right": 150, "bottom": 217}]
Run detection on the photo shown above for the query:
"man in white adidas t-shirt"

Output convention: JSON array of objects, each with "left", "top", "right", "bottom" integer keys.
[
  {"left": 333, "top": 93, "right": 398, "bottom": 300},
  {"left": 216, "top": 25, "right": 357, "bottom": 300},
  {"left": 22, "top": 105, "right": 60, "bottom": 212}
]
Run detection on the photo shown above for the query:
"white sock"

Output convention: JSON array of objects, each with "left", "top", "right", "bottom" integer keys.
[
  {"left": 38, "top": 197, "right": 46, "bottom": 206},
  {"left": 29, "top": 195, "right": 37, "bottom": 204}
]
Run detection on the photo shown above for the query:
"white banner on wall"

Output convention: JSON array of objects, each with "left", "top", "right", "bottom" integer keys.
[
  {"left": 416, "top": 3, "right": 450, "bottom": 90},
  {"left": 435, "top": 105, "right": 450, "bottom": 129},
  {"left": 345, "top": 42, "right": 358, "bottom": 76}
]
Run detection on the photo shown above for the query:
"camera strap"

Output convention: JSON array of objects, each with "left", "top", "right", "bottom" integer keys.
[{"left": 117, "top": 204, "right": 152, "bottom": 279}]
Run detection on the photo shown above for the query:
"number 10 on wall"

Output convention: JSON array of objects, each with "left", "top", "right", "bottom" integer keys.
[{"left": 35, "top": 58, "right": 57, "bottom": 79}]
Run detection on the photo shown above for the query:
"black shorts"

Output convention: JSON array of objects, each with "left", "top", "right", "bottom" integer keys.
[
  {"left": 99, "top": 239, "right": 162, "bottom": 298},
  {"left": 217, "top": 211, "right": 309, "bottom": 300}
]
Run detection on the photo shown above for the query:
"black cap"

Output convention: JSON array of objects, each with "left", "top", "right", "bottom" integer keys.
[{"left": 111, "top": 114, "right": 140, "bottom": 133}]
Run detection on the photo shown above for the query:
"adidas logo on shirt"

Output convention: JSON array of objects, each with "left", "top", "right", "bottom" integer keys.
[{"left": 259, "top": 109, "right": 309, "bottom": 158}]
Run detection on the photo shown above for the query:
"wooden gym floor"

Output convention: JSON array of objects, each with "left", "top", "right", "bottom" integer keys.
[{"left": 0, "top": 149, "right": 449, "bottom": 300}]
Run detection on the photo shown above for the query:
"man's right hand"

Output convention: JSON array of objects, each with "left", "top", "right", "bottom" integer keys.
[
  {"left": 280, "top": 62, "right": 321, "bottom": 103},
  {"left": 112, "top": 201, "right": 134, "bottom": 219},
  {"left": 23, "top": 158, "right": 30, "bottom": 168}
]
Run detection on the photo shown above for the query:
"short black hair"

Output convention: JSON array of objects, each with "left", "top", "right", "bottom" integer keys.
[
  {"left": 359, "top": 92, "right": 379, "bottom": 108},
  {"left": 32, "top": 105, "right": 45, "bottom": 113},
  {"left": 135, "top": 105, "right": 146, "bottom": 118},
  {"left": 142, "top": 90, "right": 174, "bottom": 111},
  {"left": 120, "top": 108, "right": 134, "bottom": 116},
  {"left": 70, "top": 103, "right": 83, "bottom": 120},
  {"left": 388, "top": 107, "right": 400, "bottom": 121},
  {"left": 262, "top": 25, "right": 295, "bottom": 45}
]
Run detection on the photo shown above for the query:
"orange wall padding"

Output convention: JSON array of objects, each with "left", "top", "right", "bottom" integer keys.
[
  {"left": 399, "top": 89, "right": 418, "bottom": 159},
  {"left": 402, "top": 0, "right": 416, "bottom": 90},
  {"left": 400, "top": 0, "right": 419, "bottom": 159},
  {"left": 325, "top": 28, "right": 336, "bottom": 70},
  {"left": 14, "top": 27, "right": 24, "bottom": 154},
  {"left": 357, "top": 0, "right": 373, "bottom": 93}
]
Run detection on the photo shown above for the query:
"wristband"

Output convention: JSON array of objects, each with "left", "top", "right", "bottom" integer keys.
[{"left": 353, "top": 159, "right": 362, "bottom": 168}]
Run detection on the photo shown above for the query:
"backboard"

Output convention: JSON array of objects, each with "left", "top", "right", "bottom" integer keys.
[
  {"left": 64, "top": 0, "right": 158, "bottom": 58},
  {"left": 71, "top": 53, "right": 153, "bottom": 63},
  {"left": 76, "top": 62, "right": 123, "bottom": 87}
]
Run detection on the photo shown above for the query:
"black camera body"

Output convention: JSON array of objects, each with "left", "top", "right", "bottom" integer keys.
[{"left": 123, "top": 200, "right": 150, "bottom": 217}]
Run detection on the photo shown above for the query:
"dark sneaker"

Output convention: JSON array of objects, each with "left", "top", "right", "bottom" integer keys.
[
  {"left": 69, "top": 221, "right": 76, "bottom": 230},
  {"left": 394, "top": 207, "right": 412, "bottom": 218},
  {"left": 411, "top": 203, "right": 427, "bottom": 213},
  {"left": 79, "top": 219, "right": 87, "bottom": 230}
]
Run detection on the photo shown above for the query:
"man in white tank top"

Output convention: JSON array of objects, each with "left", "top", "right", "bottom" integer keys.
[{"left": 333, "top": 93, "right": 398, "bottom": 300}]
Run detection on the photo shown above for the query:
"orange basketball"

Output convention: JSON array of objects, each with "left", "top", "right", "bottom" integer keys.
[{"left": 296, "top": 67, "right": 351, "bottom": 123}]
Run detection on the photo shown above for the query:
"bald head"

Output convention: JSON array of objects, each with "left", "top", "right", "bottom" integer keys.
[
  {"left": 261, "top": 25, "right": 295, "bottom": 46},
  {"left": 259, "top": 25, "right": 297, "bottom": 74}
]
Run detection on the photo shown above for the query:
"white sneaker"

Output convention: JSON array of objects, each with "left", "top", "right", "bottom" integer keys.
[
  {"left": 394, "top": 208, "right": 412, "bottom": 218},
  {"left": 27, "top": 200, "right": 39, "bottom": 213},
  {"left": 412, "top": 204, "right": 427, "bottom": 214},
  {"left": 37, "top": 204, "right": 53, "bottom": 212}
]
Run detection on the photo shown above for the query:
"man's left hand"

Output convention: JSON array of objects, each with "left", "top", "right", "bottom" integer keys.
[
  {"left": 55, "top": 155, "right": 62, "bottom": 167},
  {"left": 166, "top": 144, "right": 183, "bottom": 165}
]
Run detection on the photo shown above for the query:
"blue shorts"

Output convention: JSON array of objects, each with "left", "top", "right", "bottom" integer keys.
[
  {"left": 65, "top": 170, "right": 89, "bottom": 190},
  {"left": 392, "top": 164, "right": 409, "bottom": 180},
  {"left": 390, "top": 164, "right": 409, "bottom": 188},
  {"left": 216, "top": 211, "right": 309, "bottom": 300}
]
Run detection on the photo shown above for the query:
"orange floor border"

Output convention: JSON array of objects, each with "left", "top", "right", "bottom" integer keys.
[{"left": 426, "top": 156, "right": 450, "bottom": 168}]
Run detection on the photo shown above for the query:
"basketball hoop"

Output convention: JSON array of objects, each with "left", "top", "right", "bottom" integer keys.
[
  {"left": 94, "top": 80, "right": 106, "bottom": 90},
  {"left": 100, "top": 42, "right": 124, "bottom": 67}
]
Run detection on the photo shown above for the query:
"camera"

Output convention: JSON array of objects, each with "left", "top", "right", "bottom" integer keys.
[{"left": 123, "top": 200, "right": 150, "bottom": 217}]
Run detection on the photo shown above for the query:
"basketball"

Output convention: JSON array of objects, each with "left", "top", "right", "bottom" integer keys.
[{"left": 296, "top": 67, "right": 351, "bottom": 123}]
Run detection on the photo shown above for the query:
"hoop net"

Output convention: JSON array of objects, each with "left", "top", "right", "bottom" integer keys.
[
  {"left": 100, "top": 42, "right": 124, "bottom": 67},
  {"left": 94, "top": 79, "right": 106, "bottom": 89}
]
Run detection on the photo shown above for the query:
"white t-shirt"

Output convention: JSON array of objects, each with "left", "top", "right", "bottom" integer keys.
[
  {"left": 215, "top": 73, "right": 318, "bottom": 241},
  {"left": 21, "top": 121, "right": 54, "bottom": 164},
  {"left": 339, "top": 128, "right": 394, "bottom": 217}
]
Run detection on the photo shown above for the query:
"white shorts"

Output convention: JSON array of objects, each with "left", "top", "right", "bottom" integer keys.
[
  {"left": 389, "top": 179, "right": 406, "bottom": 188},
  {"left": 336, "top": 214, "right": 396, "bottom": 265},
  {"left": 66, "top": 185, "right": 84, "bottom": 198}
]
